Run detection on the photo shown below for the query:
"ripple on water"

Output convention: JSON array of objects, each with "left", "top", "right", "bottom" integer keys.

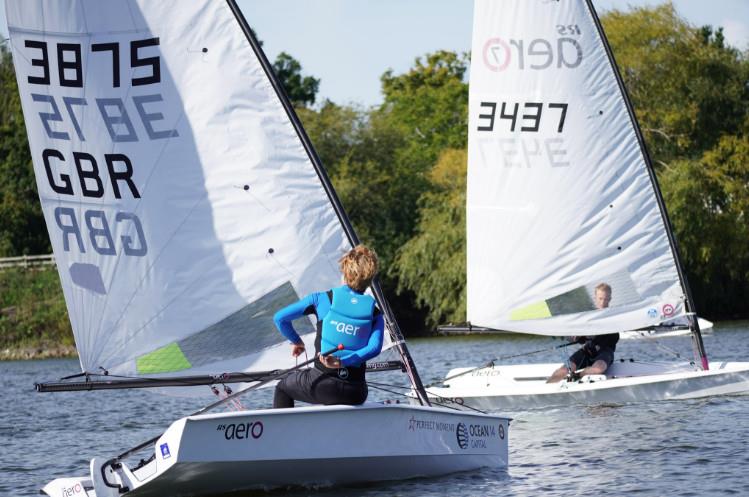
[{"left": 5, "top": 328, "right": 749, "bottom": 497}]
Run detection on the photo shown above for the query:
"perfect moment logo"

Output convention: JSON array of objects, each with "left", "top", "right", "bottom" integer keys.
[{"left": 482, "top": 24, "right": 584, "bottom": 72}]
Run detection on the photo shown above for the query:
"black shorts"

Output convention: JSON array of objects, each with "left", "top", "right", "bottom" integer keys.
[
  {"left": 569, "top": 347, "right": 615, "bottom": 370},
  {"left": 274, "top": 367, "right": 367, "bottom": 408}
]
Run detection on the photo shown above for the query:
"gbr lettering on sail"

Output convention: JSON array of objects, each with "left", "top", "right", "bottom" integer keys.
[{"left": 16, "top": 37, "right": 179, "bottom": 257}]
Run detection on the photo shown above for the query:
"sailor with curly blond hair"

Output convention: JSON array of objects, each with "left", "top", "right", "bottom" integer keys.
[{"left": 272, "top": 245, "right": 384, "bottom": 408}]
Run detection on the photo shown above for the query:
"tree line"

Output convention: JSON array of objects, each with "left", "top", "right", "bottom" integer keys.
[{"left": 1, "top": 5, "right": 748, "bottom": 346}]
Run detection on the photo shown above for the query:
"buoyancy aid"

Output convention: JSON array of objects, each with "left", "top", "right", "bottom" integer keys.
[{"left": 321, "top": 286, "right": 376, "bottom": 358}]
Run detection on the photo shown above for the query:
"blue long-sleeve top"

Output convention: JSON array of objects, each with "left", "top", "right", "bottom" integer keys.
[{"left": 273, "top": 287, "right": 385, "bottom": 368}]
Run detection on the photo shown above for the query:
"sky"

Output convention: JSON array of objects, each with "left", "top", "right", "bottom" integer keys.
[{"left": 2, "top": 0, "right": 748, "bottom": 107}]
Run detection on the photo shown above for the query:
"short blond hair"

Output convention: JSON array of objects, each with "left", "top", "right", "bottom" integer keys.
[
  {"left": 595, "top": 282, "right": 612, "bottom": 296},
  {"left": 339, "top": 245, "right": 378, "bottom": 292}
]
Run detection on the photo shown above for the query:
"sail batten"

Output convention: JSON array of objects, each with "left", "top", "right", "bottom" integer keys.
[{"left": 467, "top": 0, "right": 688, "bottom": 336}]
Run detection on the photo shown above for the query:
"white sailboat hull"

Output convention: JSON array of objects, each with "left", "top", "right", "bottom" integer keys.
[
  {"left": 422, "top": 361, "right": 749, "bottom": 412},
  {"left": 42, "top": 404, "right": 509, "bottom": 497}
]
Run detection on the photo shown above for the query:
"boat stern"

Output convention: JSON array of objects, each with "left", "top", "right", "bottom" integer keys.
[{"left": 41, "top": 477, "right": 94, "bottom": 497}]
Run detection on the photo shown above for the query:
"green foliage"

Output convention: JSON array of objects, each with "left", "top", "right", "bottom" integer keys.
[
  {"left": 273, "top": 52, "right": 320, "bottom": 107},
  {"left": 299, "top": 35, "right": 749, "bottom": 324},
  {"left": 296, "top": 100, "right": 363, "bottom": 176},
  {"left": 601, "top": 4, "right": 749, "bottom": 164},
  {"left": 380, "top": 50, "right": 469, "bottom": 171},
  {"left": 660, "top": 136, "right": 749, "bottom": 317},
  {"left": 254, "top": 30, "right": 319, "bottom": 107},
  {"left": 388, "top": 7, "right": 749, "bottom": 325},
  {"left": 0, "top": 267, "right": 71, "bottom": 348},
  {"left": 0, "top": 48, "right": 70, "bottom": 353},
  {"left": 299, "top": 51, "right": 469, "bottom": 298},
  {"left": 2, "top": 2, "right": 749, "bottom": 353},
  {"left": 395, "top": 149, "right": 468, "bottom": 327},
  {"left": 600, "top": 3, "right": 749, "bottom": 319},
  {"left": 334, "top": 112, "right": 416, "bottom": 276},
  {"left": 302, "top": 104, "right": 411, "bottom": 281},
  {"left": 0, "top": 46, "right": 50, "bottom": 257},
  {"left": 285, "top": 99, "right": 432, "bottom": 328},
  {"left": 354, "top": 51, "right": 468, "bottom": 281}
]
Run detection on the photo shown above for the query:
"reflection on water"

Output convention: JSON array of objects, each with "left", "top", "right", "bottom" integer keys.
[{"left": 2, "top": 323, "right": 749, "bottom": 496}]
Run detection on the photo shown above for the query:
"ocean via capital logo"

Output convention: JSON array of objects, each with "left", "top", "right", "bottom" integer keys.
[
  {"left": 482, "top": 32, "right": 583, "bottom": 72},
  {"left": 456, "top": 422, "right": 469, "bottom": 449}
]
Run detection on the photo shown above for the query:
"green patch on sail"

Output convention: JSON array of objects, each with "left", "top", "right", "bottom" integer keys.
[
  {"left": 510, "top": 300, "right": 552, "bottom": 320},
  {"left": 546, "top": 286, "right": 595, "bottom": 315},
  {"left": 137, "top": 343, "right": 192, "bottom": 374},
  {"left": 510, "top": 286, "right": 596, "bottom": 321}
]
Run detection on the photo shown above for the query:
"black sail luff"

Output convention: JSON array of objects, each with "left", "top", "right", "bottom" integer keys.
[
  {"left": 224, "top": 0, "right": 432, "bottom": 402},
  {"left": 584, "top": 0, "right": 708, "bottom": 369}
]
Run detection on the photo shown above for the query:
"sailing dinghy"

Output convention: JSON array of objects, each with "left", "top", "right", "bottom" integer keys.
[
  {"left": 4, "top": 1, "right": 508, "bottom": 495},
  {"left": 423, "top": 0, "right": 749, "bottom": 411}
]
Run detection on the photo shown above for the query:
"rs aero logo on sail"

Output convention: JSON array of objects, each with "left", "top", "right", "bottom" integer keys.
[{"left": 482, "top": 24, "right": 584, "bottom": 72}]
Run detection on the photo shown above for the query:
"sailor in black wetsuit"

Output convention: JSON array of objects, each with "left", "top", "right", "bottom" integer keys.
[
  {"left": 272, "top": 245, "right": 384, "bottom": 408},
  {"left": 547, "top": 283, "right": 619, "bottom": 383}
]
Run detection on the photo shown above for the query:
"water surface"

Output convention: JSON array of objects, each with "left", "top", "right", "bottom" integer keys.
[{"left": 2, "top": 322, "right": 748, "bottom": 496}]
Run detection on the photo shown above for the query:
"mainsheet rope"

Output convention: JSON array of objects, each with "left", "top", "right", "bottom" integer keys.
[
  {"left": 366, "top": 380, "right": 488, "bottom": 415},
  {"left": 425, "top": 340, "right": 576, "bottom": 388}
]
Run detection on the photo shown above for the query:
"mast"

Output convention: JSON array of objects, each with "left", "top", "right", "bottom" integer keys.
[
  {"left": 584, "top": 0, "right": 708, "bottom": 370},
  {"left": 225, "top": 0, "right": 432, "bottom": 403}
]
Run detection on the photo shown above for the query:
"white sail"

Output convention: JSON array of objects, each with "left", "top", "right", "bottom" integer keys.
[
  {"left": 5, "top": 4, "right": 512, "bottom": 495},
  {"left": 5, "top": 0, "right": 381, "bottom": 376},
  {"left": 466, "top": 0, "right": 687, "bottom": 335}
]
